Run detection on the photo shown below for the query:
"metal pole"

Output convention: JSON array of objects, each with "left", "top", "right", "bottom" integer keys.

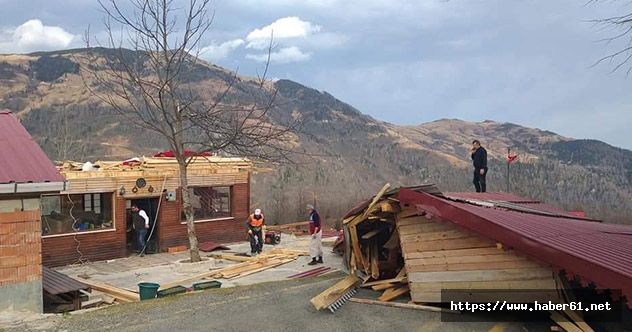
[{"left": 506, "top": 147, "right": 510, "bottom": 192}]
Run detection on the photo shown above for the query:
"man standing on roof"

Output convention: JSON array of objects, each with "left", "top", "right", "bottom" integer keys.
[
  {"left": 246, "top": 209, "right": 265, "bottom": 256},
  {"left": 131, "top": 204, "right": 150, "bottom": 257},
  {"left": 307, "top": 204, "right": 323, "bottom": 265},
  {"left": 471, "top": 139, "right": 488, "bottom": 193}
]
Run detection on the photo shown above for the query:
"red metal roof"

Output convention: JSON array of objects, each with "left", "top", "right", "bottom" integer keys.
[
  {"left": 398, "top": 188, "right": 632, "bottom": 305},
  {"left": 444, "top": 192, "right": 584, "bottom": 219},
  {"left": 0, "top": 110, "right": 63, "bottom": 184}
]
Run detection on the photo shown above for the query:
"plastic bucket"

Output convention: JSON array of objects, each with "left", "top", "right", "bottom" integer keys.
[{"left": 138, "top": 282, "right": 160, "bottom": 300}]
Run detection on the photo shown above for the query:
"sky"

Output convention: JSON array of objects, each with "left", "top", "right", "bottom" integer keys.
[{"left": 0, "top": 0, "right": 631, "bottom": 149}]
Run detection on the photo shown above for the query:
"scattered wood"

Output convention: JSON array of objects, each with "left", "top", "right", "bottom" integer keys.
[
  {"left": 73, "top": 278, "right": 139, "bottom": 303},
  {"left": 81, "top": 297, "right": 104, "bottom": 309},
  {"left": 378, "top": 285, "right": 409, "bottom": 302},
  {"left": 362, "top": 183, "right": 391, "bottom": 219},
  {"left": 348, "top": 298, "right": 458, "bottom": 313},
  {"left": 550, "top": 311, "right": 584, "bottom": 332},
  {"left": 310, "top": 275, "right": 360, "bottom": 311}
]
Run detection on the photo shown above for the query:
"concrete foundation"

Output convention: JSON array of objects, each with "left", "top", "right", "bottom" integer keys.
[{"left": 0, "top": 280, "right": 43, "bottom": 313}]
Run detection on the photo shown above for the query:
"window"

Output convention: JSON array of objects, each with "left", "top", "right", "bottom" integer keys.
[
  {"left": 182, "top": 186, "right": 231, "bottom": 221},
  {"left": 41, "top": 193, "right": 114, "bottom": 236}
]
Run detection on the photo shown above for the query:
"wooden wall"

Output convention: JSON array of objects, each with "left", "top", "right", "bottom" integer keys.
[
  {"left": 158, "top": 182, "right": 249, "bottom": 250},
  {"left": 42, "top": 173, "right": 251, "bottom": 266},
  {"left": 397, "top": 208, "right": 559, "bottom": 303},
  {"left": 42, "top": 195, "right": 127, "bottom": 267}
]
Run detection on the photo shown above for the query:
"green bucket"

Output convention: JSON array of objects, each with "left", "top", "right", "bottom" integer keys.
[{"left": 138, "top": 282, "right": 160, "bottom": 301}]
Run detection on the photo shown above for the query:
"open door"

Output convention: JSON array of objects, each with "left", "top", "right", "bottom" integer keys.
[{"left": 126, "top": 198, "right": 160, "bottom": 254}]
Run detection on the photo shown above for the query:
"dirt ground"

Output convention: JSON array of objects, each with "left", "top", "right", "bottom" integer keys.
[{"left": 2, "top": 273, "right": 552, "bottom": 332}]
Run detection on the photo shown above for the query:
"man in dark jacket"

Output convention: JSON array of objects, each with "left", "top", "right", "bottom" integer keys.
[
  {"left": 470, "top": 140, "right": 488, "bottom": 192},
  {"left": 306, "top": 204, "right": 323, "bottom": 265},
  {"left": 131, "top": 204, "right": 150, "bottom": 256}
]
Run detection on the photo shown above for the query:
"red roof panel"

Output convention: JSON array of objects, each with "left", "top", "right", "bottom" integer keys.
[
  {"left": 0, "top": 110, "right": 63, "bottom": 184},
  {"left": 398, "top": 188, "right": 632, "bottom": 305}
]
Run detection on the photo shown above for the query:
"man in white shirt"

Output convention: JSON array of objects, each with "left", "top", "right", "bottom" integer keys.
[{"left": 131, "top": 204, "right": 150, "bottom": 256}]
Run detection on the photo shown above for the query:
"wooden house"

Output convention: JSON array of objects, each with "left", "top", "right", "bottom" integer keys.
[{"left": 41, "top": 156, "right": 252, "bottom": 267}]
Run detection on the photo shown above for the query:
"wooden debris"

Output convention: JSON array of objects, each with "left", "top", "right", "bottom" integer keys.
[
  {"left": 550, "top": 311, "right": 584, "bottom": 332},
  {"left": 310, "top": 275, "right": 360, "bottom": 311},
  {"left": 73, "top": 278, "right": 139, "bottom": 303},
  {"left": 362, "top": 183, "right": 391, "bottom": 219},
  {"left": 349, "top": 298, "right": 458, "bottom": 313},
  {"left": 378, "top": 285, "right": 409, "bottom": 302}
]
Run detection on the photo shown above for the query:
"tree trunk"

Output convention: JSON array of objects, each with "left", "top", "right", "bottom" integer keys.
[{"left": 178, "top": 160, "right": 201, "bottom": 262}]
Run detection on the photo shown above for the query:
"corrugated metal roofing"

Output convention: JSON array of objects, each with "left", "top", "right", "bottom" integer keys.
[
  {"left": 444, "top": 192, "right": 540, "bottom": 203},
  {"left": 0, "top": 110, "right": 63, "bottom": 184},
  {"left": 398, "top": 188, "right": 632, "bottom": 304},
  {"left": 444, "top": 192, "right": 584, "bottom": 219},
  {"left": 42, "top": 266, "right": 89, "bottom": 295}
]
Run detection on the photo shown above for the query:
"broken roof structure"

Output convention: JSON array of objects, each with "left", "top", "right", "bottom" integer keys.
[{"left": 335, "top": 184, "right": 632, "bottom": 310}]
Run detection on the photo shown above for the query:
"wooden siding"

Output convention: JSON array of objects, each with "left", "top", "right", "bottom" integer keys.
[
  {"left": 158, "top": 182, "right": 249, "bottom": 250},
  {"left": 42, "top": 194, "right": 126, "bottom": 267},
  {"left": 42, "top": 172, "right": 251, "bottom": 266},
  {"left": 397, "top": 208, "right": 559, "bottom": 303}
]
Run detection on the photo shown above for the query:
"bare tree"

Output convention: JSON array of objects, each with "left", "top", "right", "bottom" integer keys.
[
  {"left": 83, "top": 0, "right": 301, "bottom": 262},
  {"left": 592, "top": 1, "right": 632, "bottom": 73}
]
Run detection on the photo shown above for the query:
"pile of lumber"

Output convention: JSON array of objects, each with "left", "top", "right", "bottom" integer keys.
[
  {"left": 161, "top": 249, "right": 307, "bottom": 290},
  {"left": 60, "top": 156, "right": 253, "bottom": 173},
  {"left": 73, "top": 277, "right": 139, "bottom": 303},
  {"left": 311, "top": 183, "right": 441, "bottom": 312}
]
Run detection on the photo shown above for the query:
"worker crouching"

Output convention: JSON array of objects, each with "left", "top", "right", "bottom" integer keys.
[{"left": 246, "top": 209, "right": 265, "bottom": 256}]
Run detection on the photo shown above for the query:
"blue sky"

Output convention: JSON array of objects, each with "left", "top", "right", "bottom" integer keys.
[{"left": 1, "top": 0, "right": 631, "bottom": 149}]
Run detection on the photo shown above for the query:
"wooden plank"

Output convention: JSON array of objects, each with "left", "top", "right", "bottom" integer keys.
[
  {"left": 406, "top": 252, "right": 519, "bottom": 266},
  {"left": 378, "top": 286, "right": 409, "bottom": 301},
  {"left": 403, "top": 237, "right": 495, "bottom": 253},
  {"left": 383, "top": 228, "right": 400, "bottom": 250},
  {"left": 405, "top": 247, "right": 503, "bottom": 259},
  {"left": 400, "top": 229, "right": 472, "bottom": 243},
  {"left": 408, "top": 268, "right": 554, "bottom": 283},
  {"left": 397, "top": 222, "right": 454, "bottom": 235},
  {"left": 362, "top": 228, "right": 387, "bottom": 240},
  {"left": 406, "top": 258, "right": 542, "bottom": 273},
  {"left": 362, "top": 276, "right": 407, "bottom": 287},
  {"left": 550, "top": 311, "right": 584, "bottom": 332},
  {"left": 396, "top": 216, "right": 434, "bottom": 227},
  {"left": 349, "top": 297, "right": 458, "bottom": 313},
  {"left": 372, "top": 283, "right": 398, "bottom": 291},
  {"left": 562, "top": 310, "right": 594, "bottom": 332},
  {"left": 310, "top": 275, "right": 359, "bottom": 310},
  {"left": 73, "top": 278, "right": 138, "bottom": 302},
  {"left": 209, "top": 253, "right": 253, "bottom": 262},
  {"left": 410, "top": 278, "right": 557, "bottom": 292},
  {"left": 363, "top": 183, "right": 391, "bottom": 218},
  {"left": 370, "top": 241, "right": 380, "bottom": 279},
  {"left": 349, "top": 224, "right": 369, "bottom": 273}
]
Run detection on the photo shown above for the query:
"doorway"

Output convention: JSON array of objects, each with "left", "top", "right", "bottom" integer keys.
[{"left": 126, "top": 197, "right": 160, "bottom": 254}]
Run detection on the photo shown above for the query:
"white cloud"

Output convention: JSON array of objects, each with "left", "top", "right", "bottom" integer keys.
[
  {"left": 0, "top": 19, "right": 75, "bottom": 53},
  {"left": 246, "top": 16, "right": 321, "bottom": 49},
  {"left": 246, "top": 46, "right": 311, "bottom": 63},
  {"left": 199, "top": 39, "right": 245, "bottom": 62}
]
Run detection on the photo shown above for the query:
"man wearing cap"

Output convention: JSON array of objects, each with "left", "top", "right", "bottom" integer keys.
[
  {"left": 306, "top": 204, "right": 323, "bottom": 265},
  {"left": 246, "top": 209, "right": 265, "bottom": 256}
]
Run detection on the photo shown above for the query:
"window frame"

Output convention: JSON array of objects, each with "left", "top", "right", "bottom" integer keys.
[
  {"left": 179, "top": 186, "right": 233, "bottom": 223},
  {"left": 41, "top": 192, "right": 116, "bottom": 238}
]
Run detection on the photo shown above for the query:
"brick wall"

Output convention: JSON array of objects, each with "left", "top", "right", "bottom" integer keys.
[{"left": 0, "top": 209, "right": 42, "bottom": 287}]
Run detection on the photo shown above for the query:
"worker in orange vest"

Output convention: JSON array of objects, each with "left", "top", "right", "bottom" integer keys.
[{"left": 246, "top": 209, "right": 265, "bottom": 256}]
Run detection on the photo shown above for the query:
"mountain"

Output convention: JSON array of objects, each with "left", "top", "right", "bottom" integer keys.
[{"left": 0, "top": 48, "right": 630, "bottom": 225}]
